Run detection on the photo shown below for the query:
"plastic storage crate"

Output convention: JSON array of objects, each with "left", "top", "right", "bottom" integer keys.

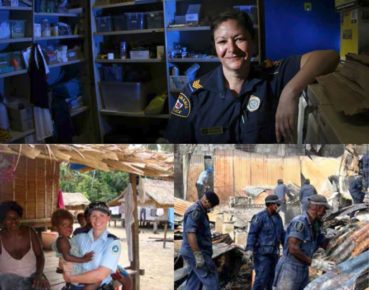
[
  {"left": 125, "top": 12, "right": 145, "bottom": 30},
  {"left": 146, "top": 11, "right": 163, "bottom": 29},
  {"left": 100, "top": 82, "right": 148, "bottom": 112},
  {"left": 10, "top": 20, "right": 25, "bottom": 38},
  {"left": 96, "top": 16, "right": 112, "bottom": 32}
]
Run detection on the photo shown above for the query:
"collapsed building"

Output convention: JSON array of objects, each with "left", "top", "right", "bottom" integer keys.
[{"left": 174, "top": 145, "right": 369, "bottom": 290}]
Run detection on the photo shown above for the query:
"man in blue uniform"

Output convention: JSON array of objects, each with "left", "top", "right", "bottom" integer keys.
[
  {"left": 274, "top": 179, "right": 293, "bottom": 225},
  {"left": 165, "top": 10, "right": 339, "bottom": 144},
  {"left": 180, "top": 191, "right": 220, "bottom": 290},
  {"left": 245, "top": 195, "right": 285, "bottom": 290},
  {"left": 359, "top": 153, "right": 369, "bottom": 191},
  {"left": 299, "top": 179, "right": 317, "bottom": 213},
  {"left": 196, "top": 167, "right": 213, "bottom": 199},
  {"left": 273, "top": 195, "right": 336, "bottom": 290},
  {"left": 349, "top": 175, "right": 365, "bottom": 204}
]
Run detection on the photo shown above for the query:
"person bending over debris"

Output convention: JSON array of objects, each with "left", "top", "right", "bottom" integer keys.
[
  {"left": 196, "top": 168, "right": 213, "bottom": 200},
  {"left": 245, "top": 194, "right": 285, "bottom": 290},
  {"left": 273, "top": 195, "right": 336, "bottom": 290},
  {"left": 299, "top": 179, "right": 317, "bottom": 213},
  {"left": 180, "top": 191, "right": 220, "bottom": 290},
  {"left": 349, "top": 175, "right": 365, "bottom": 204}
]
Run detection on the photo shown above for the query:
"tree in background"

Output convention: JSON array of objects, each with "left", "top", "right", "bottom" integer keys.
[{"left": 60, "top": 163, "right": 129, "bottom": 202}]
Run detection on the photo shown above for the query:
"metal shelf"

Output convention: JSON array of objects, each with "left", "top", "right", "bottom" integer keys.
[
  {"left": 8, "top": 129, "right": 35, "bottom": 143},
  {"left": 0, "top": 69, "right": 28, "bottom": 79},
  {"left": 0, "top": 6, "right": 32, "bottom": 11},
  {"left": 35, "top": 35, "right": 84, "bottom": 41},
  {"left": 0, "top": 38, "right": 32, "bottom": 44},
  {"left": 34, "top": 12, "right": 82, "bottom": 17},
  {"left": 71, "top": 106, "right": 89, "bottom": 117},
  {"left": 93, "top": 1, "right": 156, "bottom": 10},
  {"left": 167, "top": 26, "right": 210, "bottom": 32},
  {"left": 48, "top": 59, "right": 85, "bottom": 68},
  {"left": 96, "top": 58, "right": 164, "bottom": 63},
  {"left": 94, "top": 28, "right": 164, "bottom": 36},
  {"left": 101, "top": 109, "right": 169, "bottom": 119},
  {"left": 168, "top": 58, "right": 219, "bottom": 63}
]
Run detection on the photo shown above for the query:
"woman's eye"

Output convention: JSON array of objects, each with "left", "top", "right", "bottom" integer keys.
[{"left": 217, "top": 40, "right": 226, "bottom": 44}]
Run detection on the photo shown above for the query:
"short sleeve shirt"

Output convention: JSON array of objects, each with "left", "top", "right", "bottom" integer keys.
[
  {"left": 166, "top": 56, "right": 301, "bottom": 143},
  {"left": 72, "top": 229, "right": 121, "bottom": 285}
]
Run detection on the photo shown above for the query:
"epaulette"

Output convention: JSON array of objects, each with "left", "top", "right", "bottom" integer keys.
[
  {"left": 108, "top": 233, "right": 119, "bottom": 240},
  {"left": 187, "top": 79, "right": 204, "bottom": 93}
]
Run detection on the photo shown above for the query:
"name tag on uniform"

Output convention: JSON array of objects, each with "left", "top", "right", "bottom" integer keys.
[{"left": 201, "top": 127, "right": 224, "bottom": 136}]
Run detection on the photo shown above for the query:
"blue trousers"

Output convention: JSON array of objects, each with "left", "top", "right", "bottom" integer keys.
[
  {"left": 183, "top": 254, "right": 220, "bottom": 290},
  {"left": 273, "top": 256, "right": 309, "bottom": 290},
  {"left": 252, "top": 254, "right": 278, "bottom": 290}
]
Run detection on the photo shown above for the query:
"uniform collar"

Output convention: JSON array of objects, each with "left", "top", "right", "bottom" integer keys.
[
  {"left": 88, "top": 228, "right": 109, "bottom": 241},
  {"left": 196, "top": 200, "right": 207, "bottom": 215},
  {"left": 201, "top": 65, "right": 264, "bottom": 98}
]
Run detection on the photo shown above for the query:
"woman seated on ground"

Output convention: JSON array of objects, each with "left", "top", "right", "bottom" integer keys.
[{"left": 0, "top": 200, "right": 50, "bottom": 290}]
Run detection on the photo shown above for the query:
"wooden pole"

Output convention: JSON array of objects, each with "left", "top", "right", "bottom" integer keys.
[
  {"left": 130, "top": 173, "right": 140, "bottom": 290},
  {"left": 163, "top": 209, "right": 168, "bottom": 249}
]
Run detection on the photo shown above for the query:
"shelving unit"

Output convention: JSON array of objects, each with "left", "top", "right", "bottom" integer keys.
[
  {"left": 90, "top": 0, "right": 168, "bottom": 143},
  {"left": 88, "top": 0, "right": 263, "bottom": 142},
  {"left": 0, "top": 0, "right": 97, "bottom": 143}
]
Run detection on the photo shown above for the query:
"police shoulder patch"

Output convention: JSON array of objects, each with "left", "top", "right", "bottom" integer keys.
[
  {"left": 111, "top": 244, "right": 120, "bottom": 253},
  {"left": 171, "top": 93, "right": 191, "bottom": 118},
  {"left": 294, "top": 221, "right": 305, "bottom": 232},
  {"left": 191, "top": 209, "right": 201, "bottom": 221}
]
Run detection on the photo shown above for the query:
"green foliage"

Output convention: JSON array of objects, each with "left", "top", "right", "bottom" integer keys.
[{"left": 60, "top": 163, "right": 129, "bottom": 202}]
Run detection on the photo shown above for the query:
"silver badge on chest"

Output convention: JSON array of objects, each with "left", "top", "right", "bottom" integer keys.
[{"left": 247, "top": 95, "right": 261, "bottom": 112}]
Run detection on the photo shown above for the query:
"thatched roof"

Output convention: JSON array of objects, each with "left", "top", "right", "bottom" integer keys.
[
  {"left": 0, "top": 145, "right": 173, "bottom": 177},
  {"left": 63, "top": 192, "right": 90, "bottom": 207},
  {"left": 109, "top": 178, "right": 173, "bottom": 208}
]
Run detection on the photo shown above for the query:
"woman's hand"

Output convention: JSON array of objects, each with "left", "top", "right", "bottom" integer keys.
[
  {"left": 32, "top": 274, "right": 50, "bottom": 290},
  {"left": 275, "top": 87, "right": 300, "bottom": 143}
]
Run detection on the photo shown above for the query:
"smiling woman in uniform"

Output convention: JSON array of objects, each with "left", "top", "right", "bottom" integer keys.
[{"left": 166, "top": 9, "right": 339, "bottom": 144}]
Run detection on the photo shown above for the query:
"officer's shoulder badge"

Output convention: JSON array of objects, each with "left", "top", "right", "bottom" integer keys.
[
  {"left": 294, "top": 221, "right": 305, "bottom": 232},
  {"left": 192, "top": 209, "right": 201, "bottom": 221},
  {"left": 111, "top": 244, "right": 120, "bottom": 253},
  {"left": 247, "top": 95, "right": 261, "bottom": 112},
  {"left": 171, "top": 93, "right": 191, "bottom": 118}
]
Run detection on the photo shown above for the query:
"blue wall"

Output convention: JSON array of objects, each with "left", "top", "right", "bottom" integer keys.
[{"left": 264, "top": 0, "right": 340, "bottom": 60}]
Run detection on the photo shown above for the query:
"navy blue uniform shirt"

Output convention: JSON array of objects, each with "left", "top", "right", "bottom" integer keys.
[
  {"left": 299, "top": 184, "right": 317, "bottom": 202},
  {"left": 180, "top": 201, "right": 213, "bottom": 257},
  {"left": 166, "top": 55, "right": 301, "bottom": 143},
  {"left": 282, "top": 214, "right": 326, "bottom": 266},
  {"left": 246, "top": 209, "right": 285, "bottom": 255}
]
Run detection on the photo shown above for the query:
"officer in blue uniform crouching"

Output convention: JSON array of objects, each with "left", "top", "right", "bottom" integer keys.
[
  {"left": 245, "top": 194, "right": 285, "bottom": 290},
  {"left": 166, "top": 9, "right": 339, "bottom": 144},
  {"left": 273, "top": 195, "right": 336, "bottom": 290},
  {"left": 180, "top": 191, "right": 220, "bottom": 290}
]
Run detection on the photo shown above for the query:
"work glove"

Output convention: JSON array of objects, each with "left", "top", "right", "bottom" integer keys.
[
  {"left": 244, "top": 250, "right": 253, "bottom": 263},
  {"left": 193, "top": 251, "right": 205, "bottom": 268},
  {"left": 311, "top": 259, "right": 336, "bottom": 271}
]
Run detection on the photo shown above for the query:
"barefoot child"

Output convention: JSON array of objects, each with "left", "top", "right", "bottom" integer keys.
[{"left": 51, "top": 209, "right": 98, "bottom": 290}]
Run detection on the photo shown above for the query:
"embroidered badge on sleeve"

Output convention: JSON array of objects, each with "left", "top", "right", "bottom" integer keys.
[{"left": 171, "top": 93, "right": 191, "bottom": 118}]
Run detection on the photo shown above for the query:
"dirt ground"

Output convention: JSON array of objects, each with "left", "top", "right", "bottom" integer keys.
[{"left": 108, "top": 225, "right": 174, "bottom": 290}]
